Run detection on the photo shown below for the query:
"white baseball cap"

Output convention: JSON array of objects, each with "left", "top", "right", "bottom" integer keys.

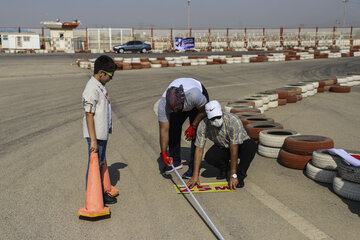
[{"left": 205, "top": 100, "right": 223, "bottom": 119}]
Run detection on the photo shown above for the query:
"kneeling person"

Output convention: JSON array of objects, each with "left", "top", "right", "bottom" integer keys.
[{"left": 187, "top": 100, "right": 257, "bottom": 190}]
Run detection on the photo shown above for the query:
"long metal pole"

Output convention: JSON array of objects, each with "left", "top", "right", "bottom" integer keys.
[
  {"left": 97, "top": 29, "right": 100, "bottom": 50},
  {"left": 109, "top": 28, "right": 112, "bottom": 50},
  {"left": 343, "top": 0, "right": 349, "bottom": 27},
  {"left": 121, "top": 29, "right": 123, "bottom": 44},
  {"left": 187, "top": 0, "right": 191, "bottom": 37},
  {"left": 171, "top": 163, "right": 225, "bottom": 240},
  {"left": 85, "top": 28, "right": 88, "bottom": 50}
]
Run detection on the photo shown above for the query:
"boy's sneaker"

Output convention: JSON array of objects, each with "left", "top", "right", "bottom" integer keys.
[
  {"left": 163, "top": 161, "right": 183, "bottom": 173},
  {"left": 103, "top": 193, "right": 117, "bottom": 204},
  {"left": 182, "top": 168, "right": 193, "bottom": 179}
]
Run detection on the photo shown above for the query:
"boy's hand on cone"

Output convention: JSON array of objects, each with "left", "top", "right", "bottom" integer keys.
[{"left": 90, "top": 140, "right": 98, "bottom": 152}]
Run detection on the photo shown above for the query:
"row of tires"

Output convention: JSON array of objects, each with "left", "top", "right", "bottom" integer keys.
[
  {"left": 225, "top": 77, "right": 356, "bottom": 118},
  {"left": 247, "top": 112, "right": 360, "bottom": 202},
  {"left": 250, "top": 109, "right": 360, "bottom": 202},
  {"left": 224, "top": 75, "right": 359, "bottom": 141},
  {"left": 77, "top": 51, "right": 360, "bottom": 71},
  {"left": 224, "top": 74, "right": 359, "bottom": 201}
]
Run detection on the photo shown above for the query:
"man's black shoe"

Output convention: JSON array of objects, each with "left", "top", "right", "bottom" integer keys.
[
  {"left": 103, "top": 193, "right": 117, "bottom": 204},
  {"left": 236, "top": 179, "right": 245, "bottom": 188},
  {"left": 216, "top": 170, "right": 227, "bottom": 180}
]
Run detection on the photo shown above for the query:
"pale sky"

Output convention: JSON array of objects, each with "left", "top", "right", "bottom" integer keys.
[{"left": 1, "top": 0, "right": 359, "bottom": 29}]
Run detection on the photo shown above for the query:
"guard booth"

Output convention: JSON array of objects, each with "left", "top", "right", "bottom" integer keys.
[
  {"left": 41, "top": 20, "right": 80, "bottom": 51},
  {"left": 0, "top": 32, "right": 40, "bottom": 50}
]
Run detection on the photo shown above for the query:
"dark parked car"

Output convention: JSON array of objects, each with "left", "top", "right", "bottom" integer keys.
[{"left": 113, "top": 40, "right": 151, "bottom": 53}]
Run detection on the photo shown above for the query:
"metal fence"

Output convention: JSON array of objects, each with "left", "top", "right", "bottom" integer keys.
[{"left": 1, "top": 26, "right": 360, "bottom": 51}]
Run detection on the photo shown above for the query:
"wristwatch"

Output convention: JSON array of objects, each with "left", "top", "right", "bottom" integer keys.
[{"left": 231, "top": 173, "right": 237, "bottom": 179}]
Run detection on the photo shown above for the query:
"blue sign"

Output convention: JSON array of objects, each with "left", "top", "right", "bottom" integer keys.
[{"left": 175, "top": 37, "right": 195, "bottom": 51}]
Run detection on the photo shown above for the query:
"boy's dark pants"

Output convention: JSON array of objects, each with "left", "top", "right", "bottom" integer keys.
[{"left": 204, "top": 139, "right": 258, "bottom": 180}]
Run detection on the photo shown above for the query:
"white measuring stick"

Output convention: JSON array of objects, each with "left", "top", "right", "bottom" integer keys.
[{"left": 171, "top": 163, "right": 225, "bottom": 240}]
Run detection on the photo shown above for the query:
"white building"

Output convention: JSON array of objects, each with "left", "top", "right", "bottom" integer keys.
[
  {"left": 1, "top": 32, "right": 40, "bottom": 49},
  {"left": 41, "top": 20, "right": 80, "bottom": 51}
]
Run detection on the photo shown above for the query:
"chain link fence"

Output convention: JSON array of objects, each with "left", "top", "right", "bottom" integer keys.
[{"left": 1, "top": 26, "right": 360, "bottom": 51}]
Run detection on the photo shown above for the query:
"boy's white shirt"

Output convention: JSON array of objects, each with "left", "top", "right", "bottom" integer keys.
[{"left": 82, "top": 76, "right": 112, "bottom": 140}]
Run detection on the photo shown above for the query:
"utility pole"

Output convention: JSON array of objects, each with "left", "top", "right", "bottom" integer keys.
[
  {"left": 335, "top": 19, "right": 340, "bottom": 29},
  {"left": 343, "top": 0, "right": 349, "bottom": 27},
  {"left": 187, "top": 0, "right": 191, "bottom": 37}
]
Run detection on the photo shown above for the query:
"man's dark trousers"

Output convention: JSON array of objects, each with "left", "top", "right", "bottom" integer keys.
[
  {"left": 168, "top": 108, "right": 198, "bottom": 166},
  {"left": 204, "top": 139, "right": 258, "bottom": 180}
]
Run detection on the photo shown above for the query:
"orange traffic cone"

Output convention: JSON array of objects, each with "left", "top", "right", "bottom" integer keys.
[
  {"left": 102, "top": 160, "right": 119, "bottom": 198},
  {"left": 78, "top": 152, "right": 110, "bottom": 218}
]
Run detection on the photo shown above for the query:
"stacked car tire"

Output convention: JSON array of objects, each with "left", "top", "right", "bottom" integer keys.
[
  {"left": 333, "top": 150, "right": 360, "bottom": 201},
  {"left": 245, "top": 122, "right": 284, "bottom": 143},
  {"left": 258, "top": 129, "right": 300, "bottom": 158},
  {"left": 279, "top": 135, "right": 334, "bottom": 170},
  {"left": 241, "top": 117, "right": 274, "bottom": 127},
  {"left": 305, "top": 149, "right": 360, "bottom": 202},
  {"left": 305, "top": 150, "right": 340, "bottom": 183}
]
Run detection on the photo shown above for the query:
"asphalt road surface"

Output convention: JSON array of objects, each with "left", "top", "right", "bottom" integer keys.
[{"left": 0, "top": 54, "right": 359, "bottom": 240}]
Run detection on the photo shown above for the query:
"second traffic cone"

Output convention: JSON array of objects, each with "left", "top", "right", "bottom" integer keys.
[
  {"left": 78, "top": 152, "right": 110, "bottom": 218},
  {"left": 102, "top": 159, "right": 119, "bottom": 198}
]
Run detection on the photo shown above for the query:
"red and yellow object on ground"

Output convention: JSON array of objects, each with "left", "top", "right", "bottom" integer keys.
[
  {"left": 350, "top": 153, "right": 360, "bottom": 161},
  {"left": 102, "top": 160, "right": 119, "bottom": 198},
  {"left": 174, "top": 182, "right": 235, "bottom": 194},
  {"left": 78, "top": 152, "right": 110, "bottom": 218}
]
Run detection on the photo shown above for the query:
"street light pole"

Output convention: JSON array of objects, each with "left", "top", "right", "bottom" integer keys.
[
  {"left": 343, "top": 0, "right": 349, "bottom": 27},
  {"left": 187, "top": 0, "right": 191, "bottom": 37}
]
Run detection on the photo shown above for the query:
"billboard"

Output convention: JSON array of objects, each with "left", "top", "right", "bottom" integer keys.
[{"left": 174, "top": 37, "right": 195, "bottom": 51}]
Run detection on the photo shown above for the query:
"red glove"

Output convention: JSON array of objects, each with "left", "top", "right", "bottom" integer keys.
[
  {"left": 185, "top": 125, "right": 196, "bottom": 141},
  {"left": 161, "top": 151, "right": 173, "bottom": 166}
]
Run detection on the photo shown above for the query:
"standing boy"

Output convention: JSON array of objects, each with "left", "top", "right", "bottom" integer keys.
[{"left": 82, "top": 55, "right": 118, "bottom": 204}]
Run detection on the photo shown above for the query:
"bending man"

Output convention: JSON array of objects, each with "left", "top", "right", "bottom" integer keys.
[
  {"left": 158, "top": 78, "right": 209, "bottom": 179},
  {"left": 187, "top": 100, "right": 257, "bottom": 189}
]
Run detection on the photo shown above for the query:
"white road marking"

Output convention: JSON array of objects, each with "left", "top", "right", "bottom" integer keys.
[{"left": 246, "top": 181, "right": 333, "bottom": 240}]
